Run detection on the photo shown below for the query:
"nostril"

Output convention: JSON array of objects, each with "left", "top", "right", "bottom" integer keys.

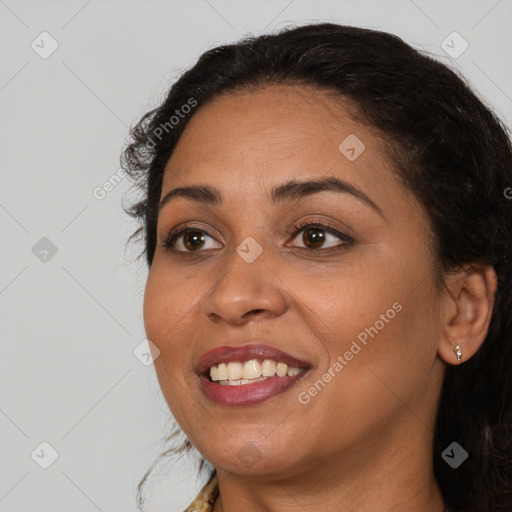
[{"left": 244, "top": 309, "right": 265, "bottom": 318}]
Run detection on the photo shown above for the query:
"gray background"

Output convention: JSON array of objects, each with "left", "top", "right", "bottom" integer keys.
[{"left": 1, "top": 1, "right": 511, "bottom": 511}]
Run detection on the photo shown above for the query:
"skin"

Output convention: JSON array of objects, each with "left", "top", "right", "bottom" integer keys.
[{"left": 143, "top": 85, "right": 497, "bottom": 512}]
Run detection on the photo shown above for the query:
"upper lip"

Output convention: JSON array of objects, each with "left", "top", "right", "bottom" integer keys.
[{"left": 195, "top": 343, "right": 312, "bottom": 375}]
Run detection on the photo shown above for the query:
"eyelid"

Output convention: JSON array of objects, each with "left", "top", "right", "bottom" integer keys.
[
  {"left": 161, "top": 219, "right": 354, "bottom": 254},
  {"left": 285, "top": 220, "right": 354, "bottom": 250},
  {"left": 160, "top": 222, "right": 223, "bottom": 251}
]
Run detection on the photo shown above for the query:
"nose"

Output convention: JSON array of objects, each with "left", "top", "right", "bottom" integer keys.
[{"left": 202, "top": 245, "right": 289, "bottom": 325}]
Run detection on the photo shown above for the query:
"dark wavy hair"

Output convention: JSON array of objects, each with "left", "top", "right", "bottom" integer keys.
[{"left": 121, "top": 23, "right": 512, "bottom": 512}]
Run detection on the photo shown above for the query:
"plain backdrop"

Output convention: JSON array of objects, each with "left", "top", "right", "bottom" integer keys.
[{"left": 1, "top": 1, "right": 511, "bottom": 511}]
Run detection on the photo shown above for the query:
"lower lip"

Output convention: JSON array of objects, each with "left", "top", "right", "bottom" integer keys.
[{"left": 199, "top": 372, "right": 309, "bottom": 406}]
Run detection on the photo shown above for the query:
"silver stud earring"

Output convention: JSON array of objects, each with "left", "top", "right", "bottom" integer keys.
[{"left": 454, "top": 345, "right": 462, "bottom": 364}]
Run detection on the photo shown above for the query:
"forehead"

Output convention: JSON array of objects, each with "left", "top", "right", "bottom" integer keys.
[
  {"left": 161, "top": 85, "right": 409, "bottom": 212},
  {"left": 169, "top": 85, "right": 365, "bottom": 163}
]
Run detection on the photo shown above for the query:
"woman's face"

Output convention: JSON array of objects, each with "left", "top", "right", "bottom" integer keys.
[{"left": 144, "top": 85, "right": 446, "bottom": 478}]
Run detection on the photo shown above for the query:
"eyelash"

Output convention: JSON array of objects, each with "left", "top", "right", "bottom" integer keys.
[{"left": 161, "top": 221, "right": 354, "bottom": 254}]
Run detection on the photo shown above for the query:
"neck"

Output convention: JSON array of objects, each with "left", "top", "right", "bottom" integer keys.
[{"left": 212, "top": 418, "right": 446, "bottom": 512}]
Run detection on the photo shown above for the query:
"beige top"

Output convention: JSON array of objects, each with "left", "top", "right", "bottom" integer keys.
[
  {"left": 182, "top": 470, "right": 451, "bottom": 511},
  {"left": 183, "top": 471, "right": 218, "bottom": 512}
]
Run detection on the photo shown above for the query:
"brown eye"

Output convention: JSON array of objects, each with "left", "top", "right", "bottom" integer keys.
[
  {"left": 163, "top": 226, "right": 223, "bottom": 253},
  {"left": 288, "top": 222, "right": 354, "bottom": 252},
  {"left": 302, "top": 227, "right": 325, "bottom": 248},
  {"left": 182, "top": 231, "right": 205, "bottom": 251}
]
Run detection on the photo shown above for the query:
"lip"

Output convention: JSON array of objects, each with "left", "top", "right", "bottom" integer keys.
[
  {"left": 199, "top": 371, "right": 310, "bottom": 406},
  {"left": 195, "top": 343, "right": 312, "bottom": 407},
  {"left": 195, "top": 343, "right": 312, "bottom": 376}
]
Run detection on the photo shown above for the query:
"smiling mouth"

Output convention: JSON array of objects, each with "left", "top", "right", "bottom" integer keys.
[
  {"left": 196, "top": 343, "right": 312, "bottom": 406},
  {"left": 206, "top": 358, "right": 307, "bottom": 386},
  {"left": 199, "top": 359, "right": 311, "bottom": 406}
]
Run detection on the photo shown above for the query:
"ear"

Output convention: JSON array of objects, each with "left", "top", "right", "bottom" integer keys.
[{"left": 437, "top": 264, "right": 497, "bottom": 365}]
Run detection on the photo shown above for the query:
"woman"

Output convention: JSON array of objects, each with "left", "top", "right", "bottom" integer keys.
[{"left": 122, "top": 23, "right": 512, "bottom": 512}]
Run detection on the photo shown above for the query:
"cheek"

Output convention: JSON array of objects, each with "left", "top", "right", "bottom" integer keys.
[
  {"left": 286, "top": 244, "right": 441, "bottom": 397},
  {"left": 271, "top": 252, "right": 406, "bottom": 344},
  {"left": 143, "top": 262, "right": 203, "bottom": 369},
  {"left": 142, "top": 263, "right": 206, "bottom": 429},
  {"left": 290, "top": 284, "right": 441, "bottom": 453}
]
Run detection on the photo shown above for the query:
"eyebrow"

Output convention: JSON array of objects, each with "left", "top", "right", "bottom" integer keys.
[{"left": 158, "top": 176, "right": 383, "bottom": 217}]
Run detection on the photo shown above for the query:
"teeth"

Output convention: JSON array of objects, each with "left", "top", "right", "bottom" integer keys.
[
  {"left": 217, "top": 363, "right": 228, "bottom": 380},
  {"left": 242, "top": 359, "right": 261, "bottom": 379},
  {"left": 261, "top": 359, "right": 276, "bottom": 377},
  {"left": 221, "top": 376, "right": 268, "bottom": 386},
  {"left": 226, "top": 361, "right": 243, "bottom": 380},
  {"left": 209, "top": 359, "right": 305, "bottom": 383},
  {"left": 276, "top": 362, "right": 288, "bottom": 377}
]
